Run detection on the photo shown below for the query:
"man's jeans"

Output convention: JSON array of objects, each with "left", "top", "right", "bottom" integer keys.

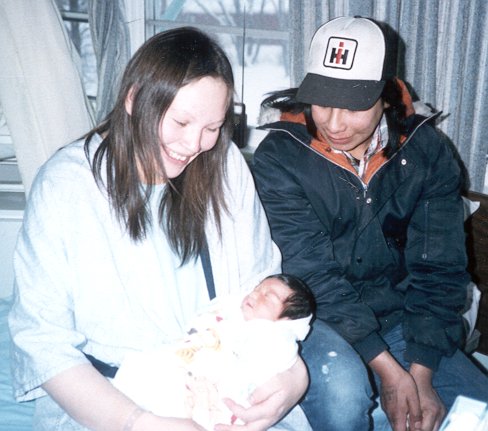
[
  {"left": 300, "top": 320, "right": 488, "bottom": 431},
  {"left": 300, "top": 320, "right": 374, "bottom": 430}
]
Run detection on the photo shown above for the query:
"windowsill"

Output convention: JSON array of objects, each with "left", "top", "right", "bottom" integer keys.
[
  {"left": 1, "top": 134, "right": 487, "bottom": 194},
  {"left": 238, "top": 127, "right": 268, "bottom": 163},
  {"left": 0, "top": 141, "right": 23, "bottom": 192}
]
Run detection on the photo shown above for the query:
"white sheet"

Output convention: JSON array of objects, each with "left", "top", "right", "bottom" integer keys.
[{"left": 0, "top": 297, "right": 34, "bottom": 430}]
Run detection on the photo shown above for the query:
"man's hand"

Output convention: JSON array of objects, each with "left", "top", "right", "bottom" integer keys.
[
  {"left": 370, "top": 352, "right": 423, "bottom": 431},
  {"left": 409, "top": 363, "right": 446, "bottom": 431},
  {"left": 214, "top": 358, "right": 308, "bottom": 431}
]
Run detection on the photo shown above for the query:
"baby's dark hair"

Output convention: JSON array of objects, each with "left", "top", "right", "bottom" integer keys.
[{"left": 264, "top": 273, "right": 316, "bottom": 320}]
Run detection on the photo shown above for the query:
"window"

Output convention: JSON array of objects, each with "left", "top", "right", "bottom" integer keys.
[
  {"left": 0, "top": 113, "right": 19, "bottom": 185},
  {"left": 146, "top": 0, "right": 291, "bottom": 140},
  {"left": 2, "top": 1, "right": 488, "bottom": 191}
]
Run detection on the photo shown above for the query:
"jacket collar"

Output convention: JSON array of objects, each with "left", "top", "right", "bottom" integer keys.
[{"left": 257, "top": 77, "right": 442, "bottom": 185}]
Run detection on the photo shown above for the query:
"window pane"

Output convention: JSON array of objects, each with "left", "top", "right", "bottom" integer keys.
[
  {"left": 54, "top": 0, "right": 87, "bottom": 14},
  {"left": 148, "top": 1, "right": 290, "bottom": 128},
  {"left": 0, "top": 113, "right": 15, "bottom": 161}
]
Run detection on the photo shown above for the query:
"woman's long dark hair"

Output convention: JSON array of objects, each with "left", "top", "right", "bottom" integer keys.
[
  {"left": 261, "top": 79, "right": 408, "bottom": 158},
  {"left": 84, "top": 27, "right": 235, "bottom": 263}
]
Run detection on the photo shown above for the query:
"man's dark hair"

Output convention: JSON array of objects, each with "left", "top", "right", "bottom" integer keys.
[{"left": 264, "top": 273, "right": 316, "bottom": 320}]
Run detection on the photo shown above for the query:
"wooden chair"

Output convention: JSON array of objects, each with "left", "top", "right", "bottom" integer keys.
[{"left": 465, "top": 191, "right": 488, "bottom": 354}]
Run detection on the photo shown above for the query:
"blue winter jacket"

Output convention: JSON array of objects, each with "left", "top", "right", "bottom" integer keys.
[{"left": 252, "top": 113, "right": 470, "bottom": 371}]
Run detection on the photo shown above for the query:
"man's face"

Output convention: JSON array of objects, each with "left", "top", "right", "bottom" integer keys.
[{"left": 311, "top": 98, "right": 385, "bottom": 159}]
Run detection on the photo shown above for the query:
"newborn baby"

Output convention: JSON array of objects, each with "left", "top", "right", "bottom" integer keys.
[{"left": 112, "top": 273, "right": 315, "bottom": 430}]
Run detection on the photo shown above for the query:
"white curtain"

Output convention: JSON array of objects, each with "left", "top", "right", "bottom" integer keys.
[
  {"left": 0, "top": 0, "right": 94, "bottom": 194},
  {"left": 88, "top": 0, "right": 131, "bottom": 122},
  {"left": 291, "top": 0, "right": 488, "bottom": 192}
]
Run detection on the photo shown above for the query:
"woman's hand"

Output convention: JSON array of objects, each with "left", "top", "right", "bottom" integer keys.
[
  {"left": 409, "top": 363, "right": 446, "bottom": 431},
  {"left": 42, "top": 363, "right": 208, "bottom": 431},
  {"left": 214, "top": 358, "right": 308, "bottom": 431}
]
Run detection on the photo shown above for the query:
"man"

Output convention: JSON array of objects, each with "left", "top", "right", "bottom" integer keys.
[{"left": 252, "top": 16, "right": 488, "bottom": 431}]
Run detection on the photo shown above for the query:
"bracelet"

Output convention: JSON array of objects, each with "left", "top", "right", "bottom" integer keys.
[{"left": 122, "top": 407, "right": 145, "bottom": 431}]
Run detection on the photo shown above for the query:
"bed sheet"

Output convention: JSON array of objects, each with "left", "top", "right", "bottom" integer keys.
[{"left": 0, "top": 296, "right": 34, "bottom": 431}]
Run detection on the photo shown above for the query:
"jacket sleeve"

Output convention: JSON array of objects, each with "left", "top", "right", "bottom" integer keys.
[
  {"left": 402, "top": 127, "right": 470, "bottom": 370},
  {"left": 252, "top": 131, "right": 387, "bottom": 363}
]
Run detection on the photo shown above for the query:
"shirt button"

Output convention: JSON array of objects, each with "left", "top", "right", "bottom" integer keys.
[
  {"left": 401, "top": 159, "right": 407, "bottom": 165},
  {"left": 366, "top": 197, "right": 372, "bottom": 204},
  {"left": 356, "top": 257, "right": 362, "bottom": 263}
]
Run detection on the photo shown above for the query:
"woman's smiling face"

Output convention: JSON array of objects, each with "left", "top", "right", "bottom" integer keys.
[{"left": 157, "top": 76, "right": 229, "bottom": 180}]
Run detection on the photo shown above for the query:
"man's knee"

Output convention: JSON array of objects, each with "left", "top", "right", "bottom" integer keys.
[{"left": 299, "top": 320, "right": 374, "bottom": 430}]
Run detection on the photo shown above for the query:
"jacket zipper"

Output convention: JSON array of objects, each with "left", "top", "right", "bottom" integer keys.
[{"left": 422, "top": 200, "right": 430, "bottom": 260}]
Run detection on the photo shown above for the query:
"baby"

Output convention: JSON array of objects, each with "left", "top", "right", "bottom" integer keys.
[{"left": 112, "top": 274, "right": 315, "bottom": 430}]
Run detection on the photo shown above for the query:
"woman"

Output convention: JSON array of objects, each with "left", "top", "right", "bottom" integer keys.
[
  {"left": 9, "top": 27, "right": 307, "bottom": 431},
  {"left": 252, "top": 17, "right": 488, "bottom": 431}
]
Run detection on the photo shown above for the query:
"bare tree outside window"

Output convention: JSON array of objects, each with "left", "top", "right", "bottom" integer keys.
[{"left": 150, "top": 0, "right": 291, "bottom": 126}]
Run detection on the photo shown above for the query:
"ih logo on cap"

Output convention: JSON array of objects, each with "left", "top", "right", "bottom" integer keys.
[{"left": 323, "top": 37, "right": 358, "bottom": 70}]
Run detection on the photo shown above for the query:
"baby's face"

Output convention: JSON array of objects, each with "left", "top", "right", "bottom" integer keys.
[{"left": 240, "top": 278, "right": 293, "bottom": 321}]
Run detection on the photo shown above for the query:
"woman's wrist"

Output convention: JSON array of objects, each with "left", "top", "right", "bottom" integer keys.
[{"left": 122, "top": 407, "right": 146, "bottom": 431}]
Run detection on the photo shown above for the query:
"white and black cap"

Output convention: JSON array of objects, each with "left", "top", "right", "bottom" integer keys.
[{"left": 297, "top": 17, "right": 389, "bottom": 111}]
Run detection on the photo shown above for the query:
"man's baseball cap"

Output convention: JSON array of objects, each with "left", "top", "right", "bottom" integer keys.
[{"left": 296, "top": 17, "right": 389, "bottom": 111}]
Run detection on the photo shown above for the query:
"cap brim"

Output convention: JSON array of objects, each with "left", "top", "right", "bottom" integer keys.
[{"left": 296, "top": 73, "right": 385, "bottom": 111}]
